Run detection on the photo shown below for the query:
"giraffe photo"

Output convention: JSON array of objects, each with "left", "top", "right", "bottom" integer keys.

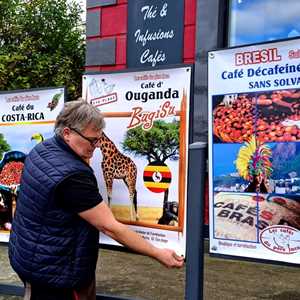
[
  {"left": 98, "top": 131, "right": 139, "bottom": 221},
  {"left": 94, "top": 118, "right": 182, "bottom": 226}
]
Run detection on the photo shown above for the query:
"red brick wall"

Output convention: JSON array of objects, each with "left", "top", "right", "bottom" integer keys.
[{"left": 85, "top": 0, "right": 196, "bottom": 72}]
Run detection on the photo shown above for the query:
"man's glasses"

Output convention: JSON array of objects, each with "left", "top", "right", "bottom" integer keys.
[{"left": 69, "top": 127, "right": 102, "bottom": 147}]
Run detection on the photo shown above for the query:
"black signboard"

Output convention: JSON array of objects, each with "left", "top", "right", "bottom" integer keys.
[{"left": 127, "top": 0, "right": 184, "bottom": 68}]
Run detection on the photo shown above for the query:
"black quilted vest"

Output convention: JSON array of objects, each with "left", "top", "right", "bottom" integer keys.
[{"left": 9, "top": 136, "right": 99, "bottom": 288}]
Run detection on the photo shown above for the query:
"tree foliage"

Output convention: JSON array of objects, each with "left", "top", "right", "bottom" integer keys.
[
  {"left": 122, "top": 120, "right": 179, "bottom": 163},
  {"left": 0, "top": 134, "right": 11, "bottom": 161},
  {"left": 0, "top": 0, "right": 85, "bottom": 99}
]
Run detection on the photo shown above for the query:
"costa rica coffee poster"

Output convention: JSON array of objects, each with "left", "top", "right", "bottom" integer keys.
[
  {"left": 0, "top": 87, "right": 65, "bottom": 242},
  {"left": 83, "top": 66, "right": 191, "bottom": 255},
  {"left": 208, "top": 38, "right": 300, "bottom": 264}
]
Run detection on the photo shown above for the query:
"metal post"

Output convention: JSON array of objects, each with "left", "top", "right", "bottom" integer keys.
[{"left": 185, "top": 142, "right": 207, "bottom": 300}]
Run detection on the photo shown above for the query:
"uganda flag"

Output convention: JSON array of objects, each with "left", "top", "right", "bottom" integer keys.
[{"left": 143, "top": 162, "right": 172, "bottom": 193}]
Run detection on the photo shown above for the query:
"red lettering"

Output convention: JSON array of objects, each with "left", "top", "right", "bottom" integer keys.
[
  {"left": 235, "top": 48, "right": 282, "bottom": 66},
  {"left": 127, "top": 107, "right": 142, "bottom": 128}
]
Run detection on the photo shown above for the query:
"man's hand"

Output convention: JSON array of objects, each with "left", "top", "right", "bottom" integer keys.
[
  {"left": 79, "top": 202, "right": 185, "bottom": 268},
  {"left": 154, "top": 248, "right": 184, "bottom": 268}
]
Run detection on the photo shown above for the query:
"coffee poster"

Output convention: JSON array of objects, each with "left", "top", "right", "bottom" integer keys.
[
  {"left": 0, "top": 87, "right": 65, "bottom": 242},
  {"left": 82, "top": 66, "right": 191, "bottom": 255},
  {"left": 208, "top": 38, "right": 300, "bottom": 264}
]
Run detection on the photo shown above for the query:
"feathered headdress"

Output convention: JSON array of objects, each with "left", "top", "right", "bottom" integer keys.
[{"left": 235, "top": 135, "right": 272, "bottom": 181}]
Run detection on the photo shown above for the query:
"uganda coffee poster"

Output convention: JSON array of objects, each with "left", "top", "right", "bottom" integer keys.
[
  {"left": 0, "top": 87, "right": 65, "bottom": 242},
  {"left": 83, "top": 66, "right": 191, "bottom": 255},
  {"left": 208, "top": 38, "right": 300, "bottom": 264}
]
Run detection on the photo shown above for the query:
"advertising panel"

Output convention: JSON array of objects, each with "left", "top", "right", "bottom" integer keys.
[
  {"left": 82, "top": 66, "right": 191, "bottom": 255},
  {"left": 208, "top": 38, "right": 300, "bottom": 264},
  {"left": 0, "top": 87, "right": 65, "bottom": 242},
  {"left": 127, "top": 0, "right": 184, "bottom": 68}
]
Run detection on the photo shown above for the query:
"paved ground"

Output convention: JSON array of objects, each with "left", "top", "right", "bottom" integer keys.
[{"left": 1, "top": 243, "right": 300, "bottom": 300}]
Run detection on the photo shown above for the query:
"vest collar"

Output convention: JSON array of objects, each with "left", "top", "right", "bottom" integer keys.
[{"left": 54, "top": 135, "right": 92, "bottom": 168}]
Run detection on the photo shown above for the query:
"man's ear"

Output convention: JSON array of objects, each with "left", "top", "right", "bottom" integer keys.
[{"left": 62, "top": 127, "right": 71, "bottom": 142}]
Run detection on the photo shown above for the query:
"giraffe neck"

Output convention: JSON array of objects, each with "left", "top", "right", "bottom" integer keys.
[{"left": 98, "top": 132, "right": 119, "bottom": 157}]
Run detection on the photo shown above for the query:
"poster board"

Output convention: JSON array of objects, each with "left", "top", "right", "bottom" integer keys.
[
  {"left": 0, "top": 87, "right": 65, "bottom": 242},
  {"left": 208, "top": 38, "right": 300, "bottom": 264},
  {"left": 83, "top": 66, "right": 191, "bottom": 255}
]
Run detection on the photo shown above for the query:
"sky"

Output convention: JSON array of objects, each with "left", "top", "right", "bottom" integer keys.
[
  {"left": 229, "top": 0, "right": 300, "bottom": 46},
  {"left": 77, "top": 0, "right": 86, "bottom": 21},
  {"left": 68, "top": 0, "right": 86, "bottom": 22},
  {"left": 213, "top": 143, "right": 241, "bottom": 177}
]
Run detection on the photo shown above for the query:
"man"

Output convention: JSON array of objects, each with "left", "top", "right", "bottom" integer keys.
[{"left": 9, "top": 100, "right": 184, "bottom": 300}]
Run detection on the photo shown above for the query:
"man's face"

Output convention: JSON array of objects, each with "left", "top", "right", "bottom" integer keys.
[{"left": 63, "top": 123, "right": 102, "bottom": 160}]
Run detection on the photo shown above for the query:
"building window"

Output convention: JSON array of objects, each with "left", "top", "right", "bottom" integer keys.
[{"left": 228, "top": 0, "right": 300, "bottom": 46}]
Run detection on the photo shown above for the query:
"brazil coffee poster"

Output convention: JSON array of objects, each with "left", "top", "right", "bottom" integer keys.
[
  {"left": 208, "top": 38, "right": 300, "bottom": 264},
  {"left": 83, "top": 66, "right": 191, "bottom": 255},
  {"left": 0, "top": 87, "right": 65, "bottom": 242}
]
